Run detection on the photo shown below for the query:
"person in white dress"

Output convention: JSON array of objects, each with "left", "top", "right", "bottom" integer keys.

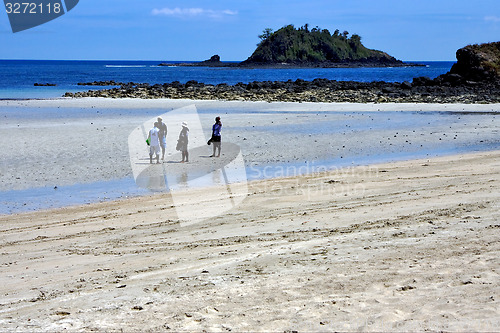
[{"left": 147, "top": 122, "right": 161, "bottom": 164}]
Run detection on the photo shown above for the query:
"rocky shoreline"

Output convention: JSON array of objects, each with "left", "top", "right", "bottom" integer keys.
[{"left": 64, "top": 75, "right": 500, "bottom": 103}]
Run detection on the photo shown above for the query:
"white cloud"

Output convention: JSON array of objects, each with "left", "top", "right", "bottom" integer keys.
[
  {"left": 221, "top": 10, "right": 238, "bottom": 16},
  {"left": 152, "top": 7, "right": 238, "bottom": 19},
  {"left": 484, "top": 16, "right": 500, "bottom": 23}
]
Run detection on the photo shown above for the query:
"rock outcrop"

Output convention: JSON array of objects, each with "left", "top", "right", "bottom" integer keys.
[
  {"left": 159, "top": 55, "right": 238, "bottom": 68},
  {"left": 201, "top": 54, "right": 221, "bottom": 64},
  {"left": 411, "top": 41, "right": 500, "bottom": 88},
  {"left": 448, "top": 42, "right": 500, "bottom": 82}
]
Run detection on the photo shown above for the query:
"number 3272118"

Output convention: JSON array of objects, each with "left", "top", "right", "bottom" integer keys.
[{"left": 5, "top": 2, "right": 62, "bottom": 14}]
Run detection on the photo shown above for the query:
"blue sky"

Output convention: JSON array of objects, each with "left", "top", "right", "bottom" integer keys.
[{"left": 0, "top": 0, "right": 498, "bottom": 61}]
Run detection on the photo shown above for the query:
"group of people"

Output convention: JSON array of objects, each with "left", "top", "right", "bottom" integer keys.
[{"left": 147, "top": 116, "right": 222, "bottom": 164}]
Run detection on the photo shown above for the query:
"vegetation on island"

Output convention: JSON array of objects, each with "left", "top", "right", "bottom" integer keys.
[{"left": 241, "top": 24, "right": 403, "bottom": 66}]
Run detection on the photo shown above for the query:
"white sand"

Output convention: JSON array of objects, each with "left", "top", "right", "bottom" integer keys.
[{"left": 0, "top": 150, "right": 499, "bottom": 331}]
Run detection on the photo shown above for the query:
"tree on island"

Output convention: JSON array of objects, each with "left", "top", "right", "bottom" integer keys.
[{"left": 258, "top": 28, "right": 274, "bottom": 45}]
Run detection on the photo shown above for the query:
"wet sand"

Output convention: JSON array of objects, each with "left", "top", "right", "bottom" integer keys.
[{"left": 0, "top": 150, "right": 499, "bottom": 331}]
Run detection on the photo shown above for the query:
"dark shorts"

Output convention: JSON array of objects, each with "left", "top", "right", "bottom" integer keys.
[{"left": 212, "top": 135, "right": 221, "bottom": 143}]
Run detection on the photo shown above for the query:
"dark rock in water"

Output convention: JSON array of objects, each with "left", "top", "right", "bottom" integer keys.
[
  {"left": 198, "top": 54, "right": 239, "bottom": 67},
  {"left": 159, "top": 54, "right": 238, "bottom": 68},
  {"left": 77, "top": 80, "right": 122, "bottom": 86},
  {"left": 198, "top": 54, "right": 225, "bottom": 66},
  {"left": 34, "top": 83, "right": 56, "bottom": 86},
  {"left": 202, "top": 54, "right": 221, "bottom": 63}
]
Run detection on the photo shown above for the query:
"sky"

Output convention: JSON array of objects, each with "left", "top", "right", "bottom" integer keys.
[{"left": 0, "top": 0, "right": 499, "bottom": 61}]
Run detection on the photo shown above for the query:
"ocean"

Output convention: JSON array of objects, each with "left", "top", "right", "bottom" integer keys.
[{"left": 0, "top": 60, "right": 455, "bottom": 99}]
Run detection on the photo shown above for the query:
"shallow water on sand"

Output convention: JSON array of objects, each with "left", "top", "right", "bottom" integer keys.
[{"left": 1, "top": 106, "right": 499, "bottom": 214}]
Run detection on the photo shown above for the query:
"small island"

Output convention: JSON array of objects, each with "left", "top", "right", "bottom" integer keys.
[
  {"left": 241, "top": 24, "right": 408, "bottom": 67},
  {"left": 159, "top": 24, "right": 417, "bottom": 68}
]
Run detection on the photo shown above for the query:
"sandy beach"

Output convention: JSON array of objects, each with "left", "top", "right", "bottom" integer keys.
[
  {"left": 0, "top": 149, "right": 498, "bottom": 331},
  {"left": 0, "top": 99, "right": 499, "bottom": 331}
]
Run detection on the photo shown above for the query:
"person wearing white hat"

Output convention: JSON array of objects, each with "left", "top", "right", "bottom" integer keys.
[{"left": 176, "top": 121, "right": 189, "bottom": 162}]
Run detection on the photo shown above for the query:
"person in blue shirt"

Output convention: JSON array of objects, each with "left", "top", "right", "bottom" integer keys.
[{"left": 210, "top": 116, "right": 222, "bottom": 157}]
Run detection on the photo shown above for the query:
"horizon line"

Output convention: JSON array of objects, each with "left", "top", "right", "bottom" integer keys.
[{"left": 0, "top": 58, "right": 456, "bottom": 63}]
